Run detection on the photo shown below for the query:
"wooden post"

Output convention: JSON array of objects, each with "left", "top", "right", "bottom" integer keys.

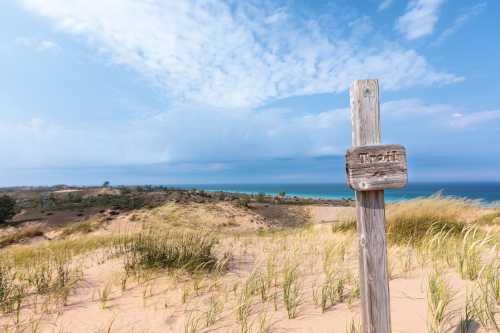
[{"left": 349, "top": 80, "right": 392, "bottom": 333}]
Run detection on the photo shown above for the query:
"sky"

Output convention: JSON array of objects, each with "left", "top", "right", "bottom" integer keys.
[{"left": 1, "top": 0, "right": 499, "bottom": 186}]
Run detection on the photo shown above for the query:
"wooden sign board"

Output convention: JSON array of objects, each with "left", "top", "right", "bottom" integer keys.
[{"left": 346, "top": 144, "right": 408, "bottom": 191}]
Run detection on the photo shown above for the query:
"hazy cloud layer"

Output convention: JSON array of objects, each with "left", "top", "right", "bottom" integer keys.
[
  {"left": 20, "top": 0, "right": 460, "bottom": 108},
  {"left": 2, "top": 100, "right": 498, "bottom": 169}
]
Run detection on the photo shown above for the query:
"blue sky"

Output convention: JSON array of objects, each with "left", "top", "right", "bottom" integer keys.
[{"left": 1, "top": 0, "right": 499, "bottom": 186}]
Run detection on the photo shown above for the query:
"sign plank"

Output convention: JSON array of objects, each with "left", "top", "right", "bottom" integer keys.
[{"left": 346, "top": 144, "right": 407, "bottom": 191}]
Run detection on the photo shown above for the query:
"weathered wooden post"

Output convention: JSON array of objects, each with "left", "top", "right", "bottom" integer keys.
[{"left": 345, "top": 80, "right": 408, "bottom": 333}]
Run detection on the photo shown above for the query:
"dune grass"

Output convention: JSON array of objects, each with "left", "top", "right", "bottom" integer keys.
[
  {"left": 475, "top": 210, "right": 500, "bottom": 225},
  {"left": 385, "top": 195, "right": 476, "bottom": 244},
  {"left": 114, "top": 229, "right": 224, "bottom": 273},
  {"left": 331, "top": 195, "right": 486, "bottom": 245},
  {"left": 0, "top": 225, "right": 45, "bottom": 249}
]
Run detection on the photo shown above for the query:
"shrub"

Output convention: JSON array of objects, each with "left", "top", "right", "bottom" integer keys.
[
  {"left": 255, "top": 193, "right": 266, "bottom": 203},
  {"left": 116, "top": 230, "right": 221, "bottom": 273},
  {"left": 331, "top": 219, "right": 357, "bottom": 233},
  {"left": 0, "top": 225, "right": 44, "bottom": 249},
  {"left": 0, "top": 195, "right": 16, "bottom": 223},
  {"left": 386, "top": 195, "right": 471, "bottom": 244}
]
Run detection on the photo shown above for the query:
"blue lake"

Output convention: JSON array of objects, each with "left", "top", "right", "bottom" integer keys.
[{"left": 171, "top": 182, "right": 500, "bottom": 203}]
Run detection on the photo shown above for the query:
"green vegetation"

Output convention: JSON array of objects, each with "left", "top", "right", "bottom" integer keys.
[
  {"left": 475, "top": 210, "right": 500, "bottom": 225},
  {"left": 115, "top": 229, "right": 224, "bottom": 273},
  {"left": 282, "top": 263, "right": 301, "bottom": 319},
  {"left": 386, "top": 195, "right": 472, "bottom": 244},
  {"left": 0, "top": 195, "right": 16, "bottom": 223},
  {"left": 427, "top": 271, "right": 453, "bottom": 333},
  {"left": 0, "top": 225, "right": 44, "bottom": 248}
]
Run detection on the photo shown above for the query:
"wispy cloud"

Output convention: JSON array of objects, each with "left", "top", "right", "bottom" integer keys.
[
  {"left": 431, "top": 2, "right": 486, "bottom": 46},
  {"left": 450, "top": 110, "right": 500, "bottom": 129},
  {"left": 378, "top": 0, "right": 394, "bottom": 12},
  {"left": 20, "top": 0, "right": 460, "bottom": 109},
  {"left": 396, "top": 0, "right": 446, "bottom": 40},
  {"left": 15, "top": 36, "right": 59, "bottom": 51}
]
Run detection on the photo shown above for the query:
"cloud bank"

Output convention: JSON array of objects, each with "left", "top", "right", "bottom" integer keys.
[
  {"left": 20, "top": 0, "right": 461, "bottom": 109},
  {"left": 3, "top": 100, "right": 498, "bottom": 170}
]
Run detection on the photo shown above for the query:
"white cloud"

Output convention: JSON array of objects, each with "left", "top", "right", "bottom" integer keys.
[
  {"left": 431, "top": 2, "right": 485, "bottom": 46},
  {"left": 381, "top": 98, "right": 500, "bottom": 131},
  {"left": 19, "top": 0, "right": 461, "bottom": 109},
  {"left": 450, "top": 110, "right": 500, "bottom": 129},
  {"left": 396, "top": 0, "right": 445, "bottom": 40},
  {"left": 15, "top": 37, "right": 59, "bottom": 51},
  {"left": 378, "top": 0, "right": 394, "bottom": 11},
  {"left": 382, "top": 98, "right": 456, "bottom": 115}
]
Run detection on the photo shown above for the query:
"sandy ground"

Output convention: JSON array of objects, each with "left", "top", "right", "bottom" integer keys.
[{"left": 1, "top": 203, "right": 498, "bottom": 333}]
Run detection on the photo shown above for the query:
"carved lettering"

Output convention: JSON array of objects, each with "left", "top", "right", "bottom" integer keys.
[
  {"left": 358, "top": 150, "right": 400, "bottom": 164},
  {"left": 346, "top": 144, "right": 408, "bottom": 191}
]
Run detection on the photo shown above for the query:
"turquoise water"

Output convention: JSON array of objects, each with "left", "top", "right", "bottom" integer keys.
[{"left": 173, "top": 183, "right": 500, "bottom": 203}]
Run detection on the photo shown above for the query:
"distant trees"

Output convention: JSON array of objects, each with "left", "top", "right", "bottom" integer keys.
[
  {"left": 0, "top": 195, "right": 16, "bottom": 223},
  {"left": 102, "top": 181, "right": 110, "bottom": 188}
]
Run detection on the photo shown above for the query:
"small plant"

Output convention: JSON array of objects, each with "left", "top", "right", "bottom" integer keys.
[
  {"left": 236, "top": 279, "right": 253, "bottom": 333},
  {"left": 346, "top": 318, "right": 361, "bottom": 333},
  {"left": 0, "top": 262, "right": 15, "bottom": 310},
  {"left": 54, "top": 253, "right": 73, "bottom": 290},
  {"left": 184, "top": 310, "right": 200, "bottom": 333},
  {"left": 347, "top": 276, "right": 360, "bottom": 306},
  {"left": 205, "top": 294, "right": 223, "bottom": 327},
  {"left": 26, "top": 258, "right": 52, "bottom": 294},
  {"left": 456, "top": 226, "right": 493, "bottom": 281},
  {"left": 331, "top": 219, "right": 356, "bottom": 233},
  {"left": 282, "top": 263, "right": 301, "bottom": 319},
  {"left": 12, "top": 285, "right": 25, "bottom": 324},
  {"left": 256, "top": 271, "right": 272, "bottom": 303},
  {"left": 181, "top": 285, "right": 191, "bottom": 304},
  {"left": 458, "top": 292, "right": 476, "bottom": 333},
  {"left": 258, "top": 305, "right": 272, "bottom": 333},
  {"left": 192, "top": 276, "right": 203, "bottom": 296},
  {"left": 400, "top": 246, "right": 414, "bottom": 276},
  {"left": 98, "top": 282, "right": 113, "bottom": 309},
  {"left": 142, "top": 282, "right": 154, "bottom": 307},
  {"left": 470, "top": 269, "right": 499, "bottom": 331},
  {"left": 426, "top": 271, "right": 453, "bottom": 333}
]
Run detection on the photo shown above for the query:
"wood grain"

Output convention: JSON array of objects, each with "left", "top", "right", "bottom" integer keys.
[
  {"left": 349, "top": 80, "right": 392, "bottom": 333},
  {"left": 346, "top": 144, "right": 407, "bottom": 191}
]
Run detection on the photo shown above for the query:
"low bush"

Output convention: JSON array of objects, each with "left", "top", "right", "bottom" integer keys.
[
  {"left": 115, "top": 230, "right": 222, "bottom": 273},
  {"left": 0, "top": 195, "right": 16, "bottom": 224},
  {"left": 386, "top": 195, "right": 472, "bottom": 244},
  {"left": 330, "top": 196, "right": 482, "bottom": 244},
  {"left": 0, "top": 225, "right": 44, "bottom": 249}
]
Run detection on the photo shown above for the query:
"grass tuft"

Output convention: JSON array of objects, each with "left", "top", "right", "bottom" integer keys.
[
  {"left": 115, "top": 229, "right": 221, "bottom": 273},
  {"left": 426, "top": 271, "right": 453, "bottom": 333}
]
